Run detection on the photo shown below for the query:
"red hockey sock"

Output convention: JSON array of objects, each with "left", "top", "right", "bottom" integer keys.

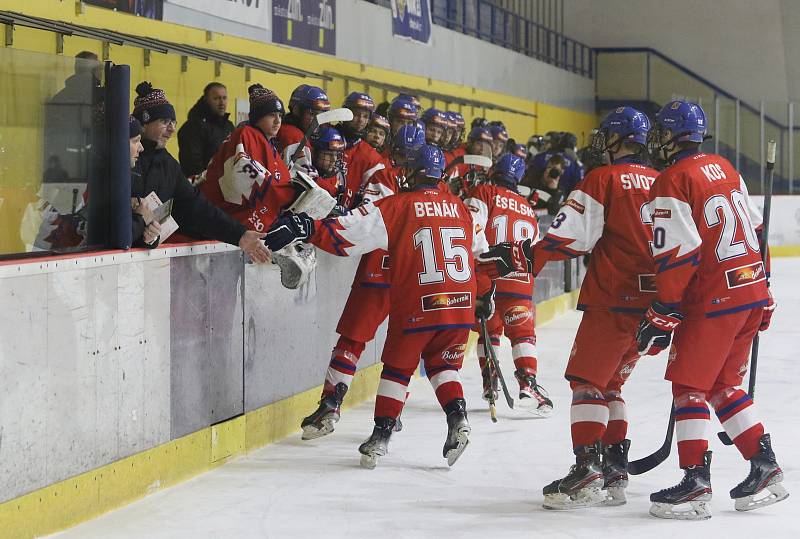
[
  {"left": 711, "top": 388, "right": 764, "bottom": 460},
  {"left": 674, "top": 386, "right": 710, "bottom": 468},
  {"left": 511, "top": 337, "right": 537, "bottom": 374},
  {"left": 426, "top": 364, "right": 464, "bottom": 409},
  {"left": 569, "top": 383, "right": 608, "bottom": 449},
  {"left": 323, "top": 336, "right": 365, "bottom": 397},
  {"left": 477, "top": 334, "right": 501, "bottom": 371},
  {"left": 374, "top": 366, "right": 414, "bottom": 419},
  {"left": 602, "top": 393, "right": 628, "bottom": 445}
]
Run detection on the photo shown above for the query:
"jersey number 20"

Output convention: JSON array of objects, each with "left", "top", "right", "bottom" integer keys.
[{"left": 704, "top": 190, "right": 760, "bottom": 261}]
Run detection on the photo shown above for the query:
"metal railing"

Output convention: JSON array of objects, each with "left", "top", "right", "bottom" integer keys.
[
  {"left": 595, "top": 47, "right": 798, "bottom": 195},
  {"left": 362, "top": 0, "right": 593, "bottom": 78}
]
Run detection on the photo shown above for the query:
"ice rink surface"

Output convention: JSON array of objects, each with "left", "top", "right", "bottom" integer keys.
[{"left": 51, "top": 259, "right": 800, "bottom": 539}]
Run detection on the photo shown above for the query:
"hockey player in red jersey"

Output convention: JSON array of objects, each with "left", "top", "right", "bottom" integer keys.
[
  {"left": 265, "top": 144, "right": 491, "bottom": 468},
  {"left": 637, "top": 101, "right": 786, "bottom": 519},
  {"left": 200, "top": 84, "right": 294, "bottom": 233},
  {"left": 336, "top": 92, "right": 387, "bottom": 209},
  {"left": 274, "top": 85, "right": 330, "bottom": 155},
  {"left": 464, "top": 154, "right": 553, "bottom": 415},
  {"left": 420, "top": 108, "right": 449, "bottom": 147},
  {"left": 298, "top": 124, "right": 426, "bottom": 440},
  {"left": 448, "top": 127, "right": 493, "bottom": 197},
  {"left": 364, "top": 113, "right": 391, "bottom": 154},
  {"left": 307, "top": 126, "right": 346, "bottom": 198},
  {"left": 478, "top": 107, "right": 659, "bottom": 509}
]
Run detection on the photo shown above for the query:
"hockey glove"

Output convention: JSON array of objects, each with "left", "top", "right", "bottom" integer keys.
[
  {"left": 760, "top": 291, "right": 776, "bottom": 331},
  {"left": 264, "top": 212, "right": 315, "bottom": 252},
  {"left": 475, "top": 282, "right": 496, "bottom": 321},
  {"left": 477, "top": 239, "right": 533, "bottom": 279},
  {"left": 636, "top": 301, "right": 684, "bottom": 356}
]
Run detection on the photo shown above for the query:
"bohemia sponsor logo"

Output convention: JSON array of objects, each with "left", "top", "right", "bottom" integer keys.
[
  {"left": 421, "top": 292, "right": 472, "bottom": 311},
  {"left": 442, "top": 343, "right": 467, "bottom": 364},
  {"left": 503, "top": 305, "right": 533, "bottom": 326},
  {"left": 725, "top": 261, "right": 766, "bottom": 289},
  {"left": 651, "top": 208, "right": 672, "bottom": 219},
  {"left": 564, "top": 198, "right": 585, "bottom": 215}
]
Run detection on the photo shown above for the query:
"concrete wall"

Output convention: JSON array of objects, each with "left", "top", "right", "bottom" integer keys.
[{"left": 564, "top": 0, "right": 798, "bottom": 107}]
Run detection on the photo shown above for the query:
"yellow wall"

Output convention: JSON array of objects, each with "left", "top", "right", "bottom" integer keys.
[{"left": 0, "top": 0, "right": 597, "bottom": 252}]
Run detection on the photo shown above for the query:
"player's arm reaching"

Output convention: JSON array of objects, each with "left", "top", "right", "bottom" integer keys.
[
  {"left": 475, "top": 173, "right": 607, "bottom": 278},
  {"left": 634, "top": 174, "right": 701, "bottom": 355},
  {"left": 262, "top": 202, "right": 389, "bottom": 257}
]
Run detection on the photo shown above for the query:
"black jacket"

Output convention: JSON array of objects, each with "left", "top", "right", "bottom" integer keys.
[
  {"left": 133, "top": 139, "right": 246, "bottom": 247},
  {"left": 177, "top": 98, "right": 234, "bottom": 177}
]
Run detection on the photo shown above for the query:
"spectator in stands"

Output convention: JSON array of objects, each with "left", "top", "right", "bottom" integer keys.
[
  {"left": 131, "top": 81, "right": 268, "bottom": 262},
  {"left": 177, "top": 82, "right": 235, "bottom": 178},
  {"left": 523, "top": 152, "right": 566, "bottom": 215}
]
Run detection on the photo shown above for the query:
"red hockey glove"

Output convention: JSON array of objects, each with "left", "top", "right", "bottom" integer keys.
[
  {"left": 636, "top": 302, "right": 684, "bottom": 356},
  {"left": 760, "top": 292, "right": 776, "bottom": 332},
  {"left": 477, "top": 239, "right": 533, "bottom": 279}
]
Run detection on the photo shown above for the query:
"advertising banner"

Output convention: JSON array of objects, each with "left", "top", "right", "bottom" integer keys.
[
  {"left": 166, "top": 0, "right": 269, "bottom": 28},
  {"left": 272, "top": 0, "right": 336, "bottom": 55},
  {"left": 84, "top": 0, "right": 164, "bottom": 20},
  {"left": 390, "top": 0, "right": 432, "bottom": 44}
]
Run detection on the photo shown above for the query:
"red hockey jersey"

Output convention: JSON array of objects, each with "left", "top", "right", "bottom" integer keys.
[
  {"left": 465, "top": 184, "right": 539, "bottom": 298},
  {"left": 339, "top": 139, "right": 386, "bottom": 209},
  {"left": 310, "top": 187, "right": 489, "bottom": 334},
  {"left": 648, "top": 151, "right": 768, "bottom": 317},
  {"left": 532, "top": 159, "right": 659, "bottom": 312},
  {"left": 201, "top": 125, "right": 294, "bottom": 232},
  {"left": 274, "top": 123, "right": 305, "bottom": 155},
  {"left": 350, "top": 164, "right": 401, "bottom": 288}
]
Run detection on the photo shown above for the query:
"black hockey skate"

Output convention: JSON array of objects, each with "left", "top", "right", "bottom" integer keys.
[
  {"left": 542, "top": 443, "right": 605, "bottom": 510},
  {"left": 601, "top": 439, "right": 630, "bottom": 506},
  {"left": 515, "top": 369, "right": 553, "bottom": 417},
  {"left": 443, "top": 398, "right": 471, "bottom": 466},
  {"left": 649, "top": 451, "right": 712, "bottom": 520},
  {"left": 300, "top": 383, "right": 347, "bottom": 440},
  {"left": 730, "top": 434, "right": 788, "bottom": 511},
  {"left": 358, "top": 417, "right": 397, "bottom": 469},
  {"left": 481, "top": 364, "right": 499, "bottom": 402}
]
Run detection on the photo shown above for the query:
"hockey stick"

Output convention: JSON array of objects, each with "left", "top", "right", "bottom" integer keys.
[
  {"left": 717, "top": 139, "right": 776, "bottom": 446},
  {"left": 478, "top": 324, "right": 498, "bottom": 423},
  {"left": 479, "top": 317, "right": 515, "bottom": 410},
  {"left": 443, "top": 154, "right": 493, "bottom": 176},
  {"left": 627, "top": 402, "right": 675, "bottom": 475},
  {"left": 288, "top": 108, "right": 354, "bottom": 166}
]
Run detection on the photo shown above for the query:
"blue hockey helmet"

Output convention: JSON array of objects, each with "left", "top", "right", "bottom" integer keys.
[
  {"left": 343, "top": 92, "right": 375, "bottom": 113},
  {"left": 511, "top": 143, "right": 527, "bottom": 159},
  {"left": 655, "top": 100, "right": 706, "bottom": 143},
  {"left": 288, "top": 84, "right": 310, "bottom": 112},
  {"left": 388, "top": 98, "right": 419, "bottom": 121},
  {"left": 413, "top": 144, "right": 446, "bottom": 180},
  {"left": 468, "top": 126, "right": 493, "bottom": 144},
  {"left": 396, "top": 93, "right": 421, "bottom": 111},
  {"left": 421, "top": 108, "right": 448, "bottom": 128},
  {"left": 297, "top": 86, "right": 331, "bottom": 113},
  {"left": 312, "top": 126, "right": 346, "bottom": 153},
  {"left": 489, "top": 125, "right": 509, "bottom": 143},
  {"left": 391, "top": 123, "right": 426, "bottom": 166},
  {"left": 602, "top": 107, "right": 651, "bottom": 145},
  {"left": 492, "top": 154, "right": 526, "bottom": 185}
]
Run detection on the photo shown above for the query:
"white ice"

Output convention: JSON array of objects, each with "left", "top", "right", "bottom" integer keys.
[{"left": 50, "top": 259, "right": 800, "bottom": 539}]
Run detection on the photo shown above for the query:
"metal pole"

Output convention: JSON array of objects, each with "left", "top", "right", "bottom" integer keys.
[
  {"left": 735, "top": 99, "right": 741, "bottom": 172},
  {"left": 714, "top": 94, "right": 720, "bottom": 155},
  {"left": 760, "top": 100, "right": 765, "bottom": 194},
  {"left": 790, "top": 101, "right": 795, "bottom": 194}
]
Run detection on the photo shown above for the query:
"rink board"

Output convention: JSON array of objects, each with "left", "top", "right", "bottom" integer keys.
[{"left": 0, "top": 239, "right": 579, "bottom": 539}]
